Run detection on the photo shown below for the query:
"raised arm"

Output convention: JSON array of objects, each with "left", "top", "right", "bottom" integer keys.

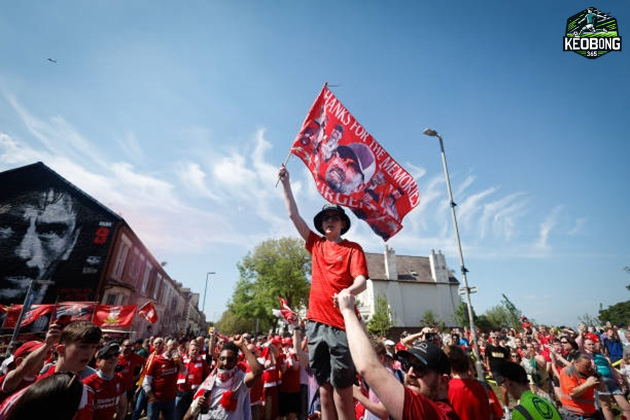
[
  {"left": 338, "top": 290, "right": 405, "bottom": 420},
  {"left": 233, "top": 335, "right": 263, "bottom": 388},
  {"left": 279, "top": 165, "right": 310, "bottom": 241},
  {"left": 4, "top": 324, "right": 61, "bottom": 392}
]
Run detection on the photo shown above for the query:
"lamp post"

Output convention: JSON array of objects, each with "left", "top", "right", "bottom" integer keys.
[
  {"left": 423, "top": 128, "right": 484, "bottom": 380},
  {"left": 202, "top": 271, "right": 216, "bottom": 319}
]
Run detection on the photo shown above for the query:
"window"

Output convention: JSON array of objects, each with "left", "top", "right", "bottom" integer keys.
[
  {"left": 112, "top": 236, "right": 131, "bottom": 280},
  {"left": 135, "top": 255, "right": 146, "bottom": 289},
  {"left": 128, "top": 249, "right": 140, "bottom": 281},
  {"left": 141, "top": 263, "right": 153, "bottom": 294},
  {"left": 153, "top": 274, "right": 162, "bottom": 300},
  {"left": 105, "top": 293, "right": 118, "bottom": 305}
]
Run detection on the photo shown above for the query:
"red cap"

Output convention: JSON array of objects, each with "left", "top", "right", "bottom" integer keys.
[
  {"left": 14, "top": 341, "right": 45, "bottom": 359},
  {"left": 282, "top": 337, "right": 293, "bottom": 346},
  {"left": 271, "top": 336, "right": 282, "bottom": 346},
  {"left": 395, "top": 342, "right": 407, "bottom": 352}
]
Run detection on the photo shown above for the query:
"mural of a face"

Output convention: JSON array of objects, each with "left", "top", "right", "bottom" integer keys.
[{"left": 0, "top": 188, "right": 80, "bottom": 305}]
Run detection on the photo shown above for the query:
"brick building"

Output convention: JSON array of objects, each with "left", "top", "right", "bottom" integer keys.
[{"left": 0, "top": 162, "right": 205, "bottom": 338}]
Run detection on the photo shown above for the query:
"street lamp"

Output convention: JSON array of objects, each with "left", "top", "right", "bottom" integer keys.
[
  {"left": 202, "top": 272, "right": 216, "bottom": 319},
  {"left": 423, "top": 128, "right": 485, "bottom": 380}
]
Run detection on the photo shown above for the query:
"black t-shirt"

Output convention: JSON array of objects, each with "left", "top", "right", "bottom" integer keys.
[{"left": 485, "top": 344, "right": 510, "bottom": 370}]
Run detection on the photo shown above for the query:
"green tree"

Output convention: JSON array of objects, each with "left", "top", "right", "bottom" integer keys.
[
  {"left": 483, "top": 305, "right": 512, "bottom": 330},
  {"left": 228, "top": 237, "right": 311, "bottom": 333},
  {"left": 599, "top": 302, "right": 630, "bottom": 326},
  {"left": 421, "top": 310, "right": 446, "bottom": 330},
  {"left": 367, "top": 293, "right": 393, "bottom": 338},
  {"left": 500, "top": 294, "right": 524, "bottom": 330},
  {"left": 215, "top": 309, "right": 256, "bottom": 335},
  {"left": 452, "top": 301, "right": 478, "bottom": 328}
]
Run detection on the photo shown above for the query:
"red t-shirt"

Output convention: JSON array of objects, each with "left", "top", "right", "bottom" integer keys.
[
  {"left": 117, "top": 352, "right": 145, "bottom": 391},
  {"left": 262, "top": 354, "right": 284, "bottom": 388},
  {"left": 447, "top": 378, "right": 491, "bottom": 420},
  {"left": 83, "top": 371, "right": 125, "bottom": 420},
  {"left": 279, "top": 354, "right": 301, "bottom": 393},
  {"left": 146, "top": 354, "right": 179, "bottom": 401},
  {"left": 306, "top": 231, "right": 369, "bottom": 330},
  {"left": 177, "top": 355, "right": 210, "bottom": 392},
  {"left": 402, "top": 386, "right": 459, "bottom": 420},
  {"left": 245, "top": 360, "right": 263, "bottom": 405}
]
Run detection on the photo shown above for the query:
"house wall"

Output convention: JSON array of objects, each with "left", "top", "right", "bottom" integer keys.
[{"left": 358, "top": 279, "right": 460, "bottom": 327}]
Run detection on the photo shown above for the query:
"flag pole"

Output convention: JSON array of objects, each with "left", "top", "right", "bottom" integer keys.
[
  {"left": 275, "top": 153, "right": 293, "bottom": 187},
  {"left": 276, "top": 82, "right": 330, "bottom": 188}
]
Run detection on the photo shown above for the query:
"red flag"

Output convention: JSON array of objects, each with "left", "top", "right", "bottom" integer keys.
[
  {"left": 93, "top": 304, "right": 137, "bottom": 328},
  {"left": 137, "top": 301, "right": 158, "bottom": 324},
  {"left": 290, "top": 84, "right": 420, "bottom": 240},
  {"left": 52, "top": 302, "right": 96, "bottom": 326},
  {"left": 273, "top": 296, "right": 297, "bottom": 324},
  {"left": 2, "top": 304, "right": 55, "bottom": 329}
]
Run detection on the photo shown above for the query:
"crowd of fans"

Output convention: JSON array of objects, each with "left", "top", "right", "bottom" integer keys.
[{"left": 0, "top": 316, "right": 629, "bottom": 420}]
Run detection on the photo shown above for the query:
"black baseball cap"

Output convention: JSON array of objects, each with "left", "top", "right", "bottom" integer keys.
[
  {"left": 97, "top": 342, "right": 120, "bottom": 359},
  {"left": 396, "top": 341, "right": 450, "bottom": 375}
]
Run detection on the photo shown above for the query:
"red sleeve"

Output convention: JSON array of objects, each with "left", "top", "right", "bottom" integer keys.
[{"left": 348, "top": 243, "right": 369, "bottom": 279}]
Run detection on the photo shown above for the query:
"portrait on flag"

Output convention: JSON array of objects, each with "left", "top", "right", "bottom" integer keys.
[
  {"left": 290, "top": 84, "right": 419, "bottom": 240},
  {"left": 1, "top": 304, "right": 55, "bottom": 334},
  {"left": 52, "top": 301, "right": 97, "bottom": 326}
]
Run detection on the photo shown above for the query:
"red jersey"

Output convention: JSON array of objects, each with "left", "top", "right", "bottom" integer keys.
[
  {"left": 117, "top": 352, "right": 145, "bottom": 391},
  {"left": 246, "top": 360, "right": 263, "bottom": 405},
  {"left": 145, "top": 354, "right": 179, "bottom": 401},
  {"left": 262, "top": 354, "right": 284, "bottom": 388},
  {"left": 402, "top": 386, "right": 459, "bottom": 420},
  {"left": 279, "top": 354, "right": 300, "bottom": 393},
  {"left": 83, "top": 371, "right": 125, "bottom": 420},
  {"left": 177, "top": 355, "right": 210, "bottom": 392},
  {"left": 306, "top": 231, "right": 369, "bottom": 330},
  {"left": 447, "top": 378, "right": 491, "bottom": 420}
]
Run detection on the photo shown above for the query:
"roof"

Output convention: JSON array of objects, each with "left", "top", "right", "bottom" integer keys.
[
  {"left": 0, "top": 162, "right": 123, "bottom": 222},
  {"left": 365, "top": 252, "right": 459, "bottom": 284}
]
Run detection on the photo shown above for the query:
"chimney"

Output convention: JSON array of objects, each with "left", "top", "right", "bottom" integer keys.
[
  {"left": 384, "top": 245, "right": 398, "bottom": 280},
  {"left": 429, "top": 249, "right": 449, "bottom": 283}
]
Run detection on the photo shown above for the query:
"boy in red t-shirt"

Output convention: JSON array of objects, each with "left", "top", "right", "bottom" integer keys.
[{"left": 280, "top": 165, "right": 369, "bottom": 420}]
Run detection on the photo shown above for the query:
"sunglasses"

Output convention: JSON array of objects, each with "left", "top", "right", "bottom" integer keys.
[
  {"left": 399, "top": 356, "right": 431, "bottom": 377},
  {"left": 322, "top": 214, "right": 341, "bottom": 222},
  {"left": 102, "top": 352, "right": 120, "bottom": 360}
]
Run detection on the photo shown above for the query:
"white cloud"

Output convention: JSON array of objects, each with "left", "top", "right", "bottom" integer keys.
[
  {"left": 117, "top": 131, "right": 145, "bottom": 162},
  {"left": 0, "top": 91, "right": 585, "bottom": 267},
  {"left": 536, "top": 205, "right": 563, "bottom": 249}
]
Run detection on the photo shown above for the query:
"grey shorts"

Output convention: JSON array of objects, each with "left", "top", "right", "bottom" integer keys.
[{"left": 306, "top": 320, "right": 356, "bottom": 389}]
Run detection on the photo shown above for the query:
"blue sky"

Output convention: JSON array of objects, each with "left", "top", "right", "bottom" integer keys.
[{"left": 1, "top": 1, "right": 628, "bottom": 327}]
